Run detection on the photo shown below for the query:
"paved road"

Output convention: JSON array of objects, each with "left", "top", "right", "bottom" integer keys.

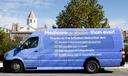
[{"left": 0, "top": 68, "right": 128, "bottom": 76}]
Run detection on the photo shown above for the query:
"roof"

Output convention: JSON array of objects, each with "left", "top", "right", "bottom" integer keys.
[{"left": 28, "top": 11, "right": 36, "bottom": 19}]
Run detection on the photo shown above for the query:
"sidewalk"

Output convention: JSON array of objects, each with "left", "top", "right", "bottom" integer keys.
[
  {"left": 105, "top": 63, "right": 128, "bottom": 70},
  {"left": 0, "top": 63, "right": 2, "bottom": 67}
]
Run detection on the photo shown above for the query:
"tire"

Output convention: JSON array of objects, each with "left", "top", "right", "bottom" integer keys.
[
  {"left": 11, "top": 60, "right": 24, "bottom": 73},
  {"left": 84, "top": 60, "right": 100, "bottom": 73}
]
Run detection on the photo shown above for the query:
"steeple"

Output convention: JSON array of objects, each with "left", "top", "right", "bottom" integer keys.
[
  {"left": 27, "top": 10, "right": 37, "bottom": 29},
  {"left": 28, "top": 11, "right": 36, "bottom": 19}
]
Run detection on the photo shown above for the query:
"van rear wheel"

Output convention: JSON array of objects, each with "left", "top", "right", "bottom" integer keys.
[
  {"left": 11, "top": 60, "right": 24, "bottom": 73},
  {"left": 84, "top": 60, "right": 100, "bottom": 73}
]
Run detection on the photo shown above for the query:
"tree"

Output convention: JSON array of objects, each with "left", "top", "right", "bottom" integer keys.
[
  {"left": 0, "top": 30, "right": 10, "bottom": 54},
  {"left": 52, "top": 24, "right": 58, "bottom": 28},
  {"left": 56, "top": 0, "right": 110, "bottom": 28},
  {"left": 0, "top": 30, "right": 20, "bottom": 55}
]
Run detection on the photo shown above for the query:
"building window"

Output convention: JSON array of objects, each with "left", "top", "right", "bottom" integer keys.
[{"left": 30, "top": 19, "right": 32, "bottom": 23}]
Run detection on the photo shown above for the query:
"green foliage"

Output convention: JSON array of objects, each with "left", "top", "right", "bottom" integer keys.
[
  {"left": 56, "top": 0, "right": 110, "bottom": 28},
  {"left": 125, "top": 45, "right": 128, "bottom": 53},
  {"left": 0, "top": 30, "right": 20, "bottom": 55},
  {"left": 0, "top": 30, "right": 10, "bottom": 54},
  {"left": 52, "top": 25, "right": 57, "bottom": 29}
]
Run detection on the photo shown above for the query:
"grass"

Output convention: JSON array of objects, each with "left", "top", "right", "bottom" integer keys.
[{"left": 0, "top": 61, "right": 3, "bottom": 63}]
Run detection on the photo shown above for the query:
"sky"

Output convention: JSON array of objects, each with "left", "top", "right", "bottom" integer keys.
[
  {"left": 0, "top": 0, "right": 128, "bottom": 30},
  {"left": 99, "top": 0, "right": 128, "bottom": 30}
]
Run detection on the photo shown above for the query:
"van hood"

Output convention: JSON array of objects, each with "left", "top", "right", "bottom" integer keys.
[{"left": 4, "top": 48, "right": 15, "bottom": 60}]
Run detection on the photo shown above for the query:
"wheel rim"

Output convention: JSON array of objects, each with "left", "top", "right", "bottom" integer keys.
[
  {"left": 88, "top": 62, "right": 97, "bottom": 72},
  {"left": 12, "top": 62, "right": 21, "bottom": 72}
]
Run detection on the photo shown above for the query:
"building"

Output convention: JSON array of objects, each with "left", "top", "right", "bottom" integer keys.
[
  {"left": 27, "top": 11, "right": 37, "bottom": 29},
  {"left": 0, "top": 27, "right": 11, "bottom": 33},
  {"left": 12, "top": 11, "right": 47, "bottom": 32},
  {"left": 10, "top": 11, "right": 47, "bottom": 40}
]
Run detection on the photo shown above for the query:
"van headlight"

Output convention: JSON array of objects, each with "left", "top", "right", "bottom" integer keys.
[{"left": 4, "top": 53, "right": 8, "bottom": 59}]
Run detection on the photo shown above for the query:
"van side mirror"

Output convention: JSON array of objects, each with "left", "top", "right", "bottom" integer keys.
[
  {"left": 18, "top": 41, "right": 23, "bottom": 48},
  {"left": 20, "top": 41, "right": 23, "bottom": 44}
]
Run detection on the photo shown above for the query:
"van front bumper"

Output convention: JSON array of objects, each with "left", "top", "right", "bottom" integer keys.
[{"left": 3, "top": 60, "right": 11, "bottom": 69}]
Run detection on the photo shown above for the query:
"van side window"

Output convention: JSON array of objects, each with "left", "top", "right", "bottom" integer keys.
[{"left": 20, "top": 37, "right": 39, "bottom": 50}]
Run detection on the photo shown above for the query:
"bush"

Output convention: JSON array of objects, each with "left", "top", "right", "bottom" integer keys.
[
  {"left": 0, "top": 30, "right": 20, "bottom": 60},
  {"left": 0, "top": 30, "right": 10, "bottom": 55},
  {"left": 125, "top": 45, "right": 128, "bottom": 52},
  {"left": 125, "top": 45, "right": 128, "bottom": 62}
]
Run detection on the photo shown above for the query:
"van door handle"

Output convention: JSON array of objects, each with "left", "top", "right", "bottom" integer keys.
[{"left": 34, "top": 50, "right": 38, "bottom": 52}]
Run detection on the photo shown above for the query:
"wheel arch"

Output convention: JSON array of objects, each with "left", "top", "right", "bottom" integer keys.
[
  {"left": 83, "top": 56, "right": 100, "bottom": 67},
  {"left": 12, "top": 57, "right": 24, "bottom": 65},
  {"left": 12, "top": 58, "right": 25, "bottom": 69}
]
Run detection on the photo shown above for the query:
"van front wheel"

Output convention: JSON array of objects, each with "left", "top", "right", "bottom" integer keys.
[
  {"left": 11, "top": 60, "right": 24, "bottom": 73},
  {"left": 84, "top": 60, "right": 100, "bottom": 73}
]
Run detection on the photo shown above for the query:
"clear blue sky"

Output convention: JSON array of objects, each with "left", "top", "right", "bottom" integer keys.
[
  {"left": 0, "top": 0, "right": 128, "bottom": 30},
  {"left": 99, "top": 0, "right": 128, "bottom": 30}
]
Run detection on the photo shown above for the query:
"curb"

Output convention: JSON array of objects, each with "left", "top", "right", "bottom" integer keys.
[
  {"left": 104, "top": 63, "right": 128, "bottom": 70},
  {"left": 0, "top": 63, "right": 2, "bottom": 67}
]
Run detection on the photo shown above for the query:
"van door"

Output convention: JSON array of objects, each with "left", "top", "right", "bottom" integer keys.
[{"left": 16, "top": 37, "right": 40, "bottom": 69}]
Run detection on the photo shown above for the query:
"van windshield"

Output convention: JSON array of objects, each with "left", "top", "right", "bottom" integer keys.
[{"left": 19, "top": 37, "right": 39, "bottom": 50}]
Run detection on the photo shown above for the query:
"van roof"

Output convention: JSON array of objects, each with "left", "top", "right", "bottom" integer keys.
[{"left": 30, "top": 28, "right": 122, "bottom": 37}]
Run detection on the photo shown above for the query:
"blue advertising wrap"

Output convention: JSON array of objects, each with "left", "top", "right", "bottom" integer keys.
[{"left": 4, "top": 28, "right": 124, "bottom": 70}]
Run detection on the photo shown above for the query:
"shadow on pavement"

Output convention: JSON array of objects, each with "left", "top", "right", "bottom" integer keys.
[{"left": 0, "top": 67, "right": 113, "bottom": 74}]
